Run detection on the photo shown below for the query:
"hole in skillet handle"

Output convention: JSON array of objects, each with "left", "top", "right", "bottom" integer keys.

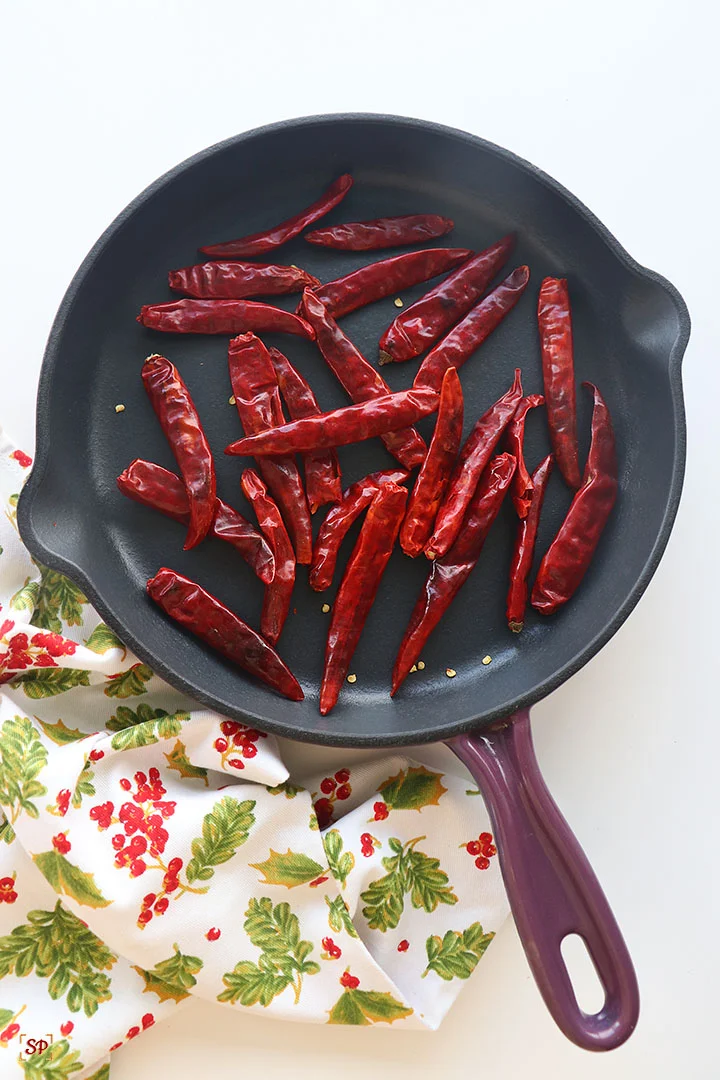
[
  {"left": 447, "top": 708, "right": 640, "bottom": 1051},
  {"left": 561, "top": 934, "right": 606, "bottom": 1016}
]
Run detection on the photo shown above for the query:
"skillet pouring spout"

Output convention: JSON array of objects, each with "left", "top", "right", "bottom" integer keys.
[{"left": 448, "top": 708, "right": 639, "bottom": 1051}]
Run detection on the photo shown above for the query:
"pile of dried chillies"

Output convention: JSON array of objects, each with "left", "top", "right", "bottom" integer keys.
[{"left": 120, "top": 175, "right": 618, "bottom": 710}]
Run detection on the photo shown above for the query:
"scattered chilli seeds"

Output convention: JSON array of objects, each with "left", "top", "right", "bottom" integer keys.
[
  {"left": 482, "top": 655, "right": 492, "bottom": 665},
  {"left": 228, "top": 395, "right": 236, "bottom": 406},
  {"left": 446, "top": 668, "right": 457, "bottom": 678},
  {"left": 394, "top": 298, "right": 404, "bottom": 307},
  {"left": 322, "top": 603, "right": 331, "bottom": 613},
  {"left": 347, "top": 674, "right": 357, "bottom": 684},
  {"left": 417, "top": 661, "right": 425, "bottom": 670},
  {"left": 115, "top": 404, "right": 125, "bottom": 413}
]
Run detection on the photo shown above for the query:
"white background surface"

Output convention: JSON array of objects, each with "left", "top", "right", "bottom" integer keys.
[{"left": 1, "top": 1, "right": 718, "bottom": 1076}]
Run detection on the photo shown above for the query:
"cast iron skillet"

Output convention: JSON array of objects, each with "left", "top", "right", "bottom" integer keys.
[{"left": 17, "top": 114, "right": 689, "bottom": 1051}]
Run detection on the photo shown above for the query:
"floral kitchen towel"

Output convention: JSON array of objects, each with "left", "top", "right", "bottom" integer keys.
[{"left": 0, "top": 428, "right": 509, "bottom": 1079}]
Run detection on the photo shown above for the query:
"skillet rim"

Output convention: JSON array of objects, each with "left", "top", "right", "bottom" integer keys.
[{"left": 17, "top": 112, "right": 690, "bottom": 747}]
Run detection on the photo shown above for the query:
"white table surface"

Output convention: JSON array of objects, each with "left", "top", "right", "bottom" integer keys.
[{"left": 2, "top": 1, "right": 717, "bottom": 1076}]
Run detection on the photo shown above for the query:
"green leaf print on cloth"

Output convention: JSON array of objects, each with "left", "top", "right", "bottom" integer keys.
[
  {"left": 0, "top": 715, "right": 48, "bottom": 823},
  {"left": 361, "top": 836, "right": 458, "bottom": 932},
  {"left": 164, "top": 739, "right": 209, "bottom": 785},
  {"left": 84, "top": 622, "right": 126, "bottom": 657},
  {"left": 218, "top": 898, "right": 320, "bottom": 1007},
  {"left": 71, "top": 760, "right": 96, "bottom": 809},
  {"left": 186, "top": 797, "right": 256, "bottom": 885},
  {"left": 327, "top": 984, "right": 413, "bottom": 1025},
  {"left": 15, "top": 669, "right": 90, "bottom": 699},
  {"left": 0, "top": 901, "right": 116, "bottom": 1015},
  {"left": 9, "top": 577, "right": 40, "bottom": 613},
  {"left": 36, "top": 718, "right": 87, "bottom": 745},
  {"left": 107, "top": 706, "right": 190, "bottom": 750},
  {"left": 20, "top": 1036, "right": 84, "bottom": 1079},
  {"left": 322, "top": 829, "right": 354, "bottom": 889},
  {"left": 31, "top": 567, "right": 88, "bottom": 633},
  {"left": 325, "top": 895, "right": 359, "bottom": 939},
  {"left": 377, "top": 765, "right": 448, "bottom": 812},
  {"left": 250, "top": 849, "right": 325, "bottom": 889},
  {"left": 423, "top": 922, "right": 496, "bottom": 981},
  {"left": 33, "top": 851, "right": 112, "bottom": 909},
  {"left": 103, "top": 662, "right": 154, "bottom": 699},
  {"left": 134, "top": 944, "right": 204, "bottom": 1003}
]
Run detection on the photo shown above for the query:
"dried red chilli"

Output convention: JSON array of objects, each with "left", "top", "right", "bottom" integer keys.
[
  {"left": 304, "top": 214, "right": 454, "bottom": 251},
  {"left": 137, "top": 299, "right": 314, "bottom": 339},
  {"left": 226, "top": 387, "right": 439, "bottom": 458},
  {"left": 426, "top": 370, "right": 523, "bottom": 559},
  {"left": 400, "top": 367, "right": 464, "bottom": 558},
  {"left": 506, "top": 394, "right": 545, "bottom": 518},
  {"left": 413, "top": 266, "right": 530, "bottom": 392},
  {"left": 392, "top": 454, "right": 516, "bottom": 694},
  {"left": 304, "top": 248, "right": 473, "bottom": 319},
  {"left": 240, "top": 469, "right": 296, "bottom": 646},
  {"left": 379, "top": 235, "right": 515, "bottom": 364},
  {"left": 117, "top": 459, "right": 275, "bottom": 586},
  {"left": 506, "top": 454, "right": 553, "bottom": 632},
  {"left": 147, "top": 568, "right": 302, "bottom": 701},
  {"left": 531, "top": 383, "right": 617, "bottom": 614},
  {"left": 141, "top": 354, "right": 216, "bottom": 550},
  {"left": 320, "top": 483, "right": 408, "bottom": 715},
  {"left": 199, "top": 174, "right": 353, "bottom": 259},
  {"left": 309, "top": 469, "right": 408, "bottom": 592},
  {"left": 168, "top": 261, "right": 320, "bottom": 299},
  {"left": 537, "top": 277, "right": 581, "bottom": 489},
  {"left": 228, "top": 333, "right": 313, "bottom": 565},
  {"left": 300, "top": 289, "right": 428, "bottom": 469},
  {"left": 268, "top": 346, "right": 342, "bottom": 514}
]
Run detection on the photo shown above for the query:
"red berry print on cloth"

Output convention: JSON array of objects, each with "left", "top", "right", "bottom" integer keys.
[
  {"left": 47, "top": 788, "right": 72, "bottom": 817},
  {"left": 0, "top": 874, "right": 18, "bottom": 903},
  {"left": 321, "top": 936, "right": 342, "bottom": 960},
  {"left": 397, "top": 939, "right": 410, "bottom": 952},
  {"left": 206, "top": 927, "right": 221, "bottom": 941},
  {"left": 10, "top": 449, "right": 32, "bottom": 468},
  {"left": 0, "top": 628, "right": 78, "bottom": 673},
  {"left": 340, "top": 970, "right": 360, "bottom": 990},
  {"left": 0, "top": 1022, "right": 21, "bottom": 1045},
  {"left": 105, "top": 783, "right": 258, "bottom": 928},
  {"left": 52, "top": 832, "right": 71, "bottom": 855},
  {"left": 213, "top": 720, "right": 266, "bottom": 771},
  {"left": 372, "top": 801, "right": 389, "bottom": 821},
  {"left": 313, "top": 768, "right": 353, "bottom": 829},
  {"left": 89, "top": 748, "right": 105, "bottom": 762},
  {"left": 360, "top": 832, "right": 381, "bottom": 857},
  {"left": 461, "top": 831, "right": 497, "bottom": 870},
  {"left": 60, "top": 1021, "right": 74, "bottom": 1037},
  {"left": 142, "top": 1012, "right": 155, "bottom": 1030}
]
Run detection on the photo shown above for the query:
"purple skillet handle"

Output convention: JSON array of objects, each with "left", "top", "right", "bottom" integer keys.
[{"left": 447, "top": 708, "right": 639, "bottom": 1051}]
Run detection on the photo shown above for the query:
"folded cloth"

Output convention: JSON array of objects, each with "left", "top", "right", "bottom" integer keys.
[{"left": 0, "top": 428, "right": 508, "bottom": 1078}]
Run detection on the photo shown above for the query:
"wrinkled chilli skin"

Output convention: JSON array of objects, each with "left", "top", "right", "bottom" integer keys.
[
  {"left": 380, "top": 235, "right": 514, "bottom": 364},
  {"left": 117, "top": 458, "right": 275, "bottom": 585},
  {"left": 320, "top": 483, "right": 408, "bottom": 715},
  {"left": 147, "top": 568, "right": 303, "bottom": 701},
  {"left": 413, "top": 265, "right": 530, "bottom": 392},
  {"left": 305, "top": 213, "right": 454, "bottom": 252},
  {"left": 531, "top": 382, "right": 617, "bottom": 614},
  {"left": 425, "top": 371, "right": 523, "bottom": 559},
  {"left": 137, "top": 299, "right": 315, "bottom": 339},
  {"left": 241, "top": 469, "right": 297, "bottom": 647},
  {"left": 310, "top": 469, "right": 408, "bottom": 592},
  {"left": 506, "top": 454, "right": 554, "bottom": 632},
  {"left": 200, "top": 174, "right": 353, "bottom": 258},
  {"left": 400, "top": 368, "right": 464, "bottom": 558},
  {"left": 392, "top": 454, "right": 516, "bottom": 695},
  {"left": 269, "top": 346, "right": 342, "bottom": 514},
  {"left": 226, "top": 388, "right": 439, "bottom": 458},
  {"left": 168, "top": 260, "right": 320, "bottom": 299},
  {"left": 308, "top": 247, "right": 473, "bottom": 319},
  {"left": 141, "top": 354, "right": 216, "bottom": 551},
  {"left": 537, "top": 277, "right": 581, "bottom": 489}
]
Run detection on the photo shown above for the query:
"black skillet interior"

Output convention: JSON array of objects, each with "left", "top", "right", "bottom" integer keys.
[{"left": 18, "top": 115, "right": 689, "bottom": 747}]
